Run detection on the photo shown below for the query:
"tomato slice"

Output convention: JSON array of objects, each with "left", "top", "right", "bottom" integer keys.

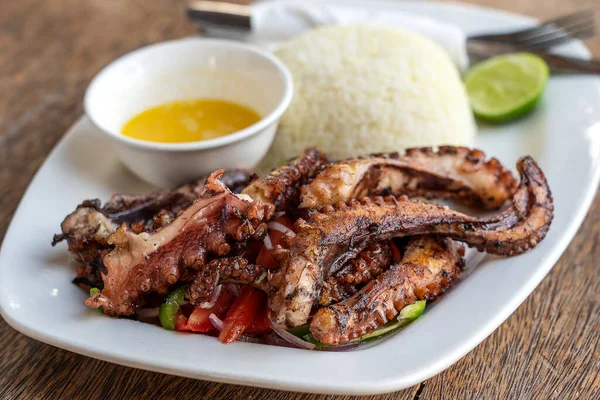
[
  {"left": 182, "top": 288, "right": 235, "bottom": 333},
  {"left": 186, "top": 308, "right": 213, "bottom": 332},
  {"left": 268, "top": 214, "right": 294, "bottom": 246},
  {"left": 256, "top": 214, "right": 294, "bottom": 269},
  {"left": 243, "top": 239, "right": 263, "bottom": 263},
  {"left": 174, "top": 310, "right": 189, "bottom": 331},
  {"left": 391, "top": 241, "right": 402, "bottom": 262},
  {"left": 272, "top": 214, "right": 293, "bottom": 232},
  {"left": 245, "top": 306, "right": 272, "bottom": 335},
  {"left": 256, "top": 245, "right": 279, "bottom": 268},
  {"left": 219, "top": 286, "right": 266, "bottom": 343}
]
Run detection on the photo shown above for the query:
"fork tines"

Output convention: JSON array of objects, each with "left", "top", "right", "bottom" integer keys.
[{"left": 469, "top": 9, "right": 596, "bottom": 50}]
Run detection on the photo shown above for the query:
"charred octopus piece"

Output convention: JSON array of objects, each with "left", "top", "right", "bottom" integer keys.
[
  {"left": 271, "top": 156, "right": 553, "bottom": 327},
  {"left": 311, "top": 237, "right": 463, "bottom": 344},
  {"left": 300, "top": 147, "right": 517, "bottom": 210},
  {"left": 242, "top": 148, "right": 330, "bottom": 211},
  {"left": 52, "top": 201, "right": 117, "bottom": 288},
  {"left": 187, "top": 256, "right": 270, "bottom": 306},
  {"left": 85, "top": 171, "right": 274, "bottom": 316},
  {"left": 185, "top": 242, "right": 394, "bottom": 308},
  {"left": 102, "top": 168, "right": 253, "bottom": 226},
  {"left": 319, "top": 241, "right": 393, "bottom": 306},
  {"left": 52, "top": 169, "right": 252, "bottom": 289}
]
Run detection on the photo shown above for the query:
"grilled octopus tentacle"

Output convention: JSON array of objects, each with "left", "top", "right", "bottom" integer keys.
[
  {"left": 52, "top": 170, "right": 253, "bottom": 289},
  {"left": 242, "top": 148, "right": 330, "bottom": 211},
  {"left": 311, "top": 237, "right": 464, "bottom": 344},
  {"left": 102, "top": 168, "right": 253, "bottom": 226},
  {"left": 51, "top": 200, "right": 116, "bottom": 289},
  {"left": 300, "top": 146, "right": 517, "bottom": 210},
  {"left": 320, "top": 241, "right": 393, "bottom": 306},
  {"left": 187, "top": 257, "right": 269, "bottom": 306},
  {"left": 187, "top": 242, "right": 393, "bottom": 307},
  {"left": 270, "top": 156, "right": 553, "bottom": 327},
  {"left": 85, "top": 171, "right": 274, "bottom": 316}
]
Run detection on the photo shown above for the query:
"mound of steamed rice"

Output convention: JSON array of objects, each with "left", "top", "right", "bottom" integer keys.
[{"left": 261, "top": 24, "right": 476, "bottom": 168}]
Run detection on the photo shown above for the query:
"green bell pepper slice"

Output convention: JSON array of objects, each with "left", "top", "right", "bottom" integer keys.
[
  {"left": 351, "top": 300, "right": 427, "bottom": 342},
  {"left": 89, "top": 287, "right": 103, "bottom": 313},
  {"left": 159, "top": 286, "right": 187, "bottom": 330},
  {"left": 287, "top": 324, "right": 311, "bottom": 338},
  {"left": 398, "top": 300, "right": 426, "bottom": 321}
]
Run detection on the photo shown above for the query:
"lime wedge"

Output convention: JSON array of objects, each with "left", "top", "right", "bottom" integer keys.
[{"left": 464, "top": 53, "right": 549, "bottom": 123}]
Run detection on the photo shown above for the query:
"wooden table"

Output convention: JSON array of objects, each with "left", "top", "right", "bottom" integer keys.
[{"left": 1, "top": 0, "right": 599, "bottom": 398}]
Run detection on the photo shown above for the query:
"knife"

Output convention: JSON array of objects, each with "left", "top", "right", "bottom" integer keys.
[{"left": 187, "top": 1, "right": 252, "bottom": 38}]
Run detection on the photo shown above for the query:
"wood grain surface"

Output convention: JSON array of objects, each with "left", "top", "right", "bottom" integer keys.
[{"left": 0, "top": 0, "right": 599, "bottom": 399}]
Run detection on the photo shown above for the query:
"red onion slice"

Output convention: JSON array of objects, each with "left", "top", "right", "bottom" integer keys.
[
  {"left": 208, "top": 313, "right": 223, "bottom": 332},
  {"left": 269, "top": 334, "right": 360, "bottom": 351},
  {"left": 268, "top": 315, "right": 315, "bottom": 350},
  {"left": 263, "top": 334, "right": 301, "bottom": 348},
  {"left": 267, "top": 221, "right": 296, "bottom": 238},
  {"left": 263, "top": 234, "right": 273, "bottom": 250},
  {"left": 273, "top": 211, "right": 286, "bottom": 219},
  {"left": 198, "top": 284, "right": 221, "bottom": 309},
  {"left": 226, "top": 284, "right": 240, "bottom": 296},
  {"left": 208, "top": 313, "right": 265, "bottom": 344},
  {"left": 237, "top": 335, "right": 266, "bottom": 344},
  {"left": 135, "top": 307, "right": 160, "bottom": 318},
  {"left": 317, "top": 342, "right": 360, "bottom": 352}
]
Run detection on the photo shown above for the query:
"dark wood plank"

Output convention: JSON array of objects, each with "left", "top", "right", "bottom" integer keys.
[
  {"left": 0, "top": 331, "right": 418, "bottom": 400},
  {"left": 415, "top": 1, "right": 600, "bottom": 399},
  {"left": 0, "top": 0, "right": 598, "bottom": 399},
  {"left": 418, "top": 199, "right": 600, "bottom": 399}
]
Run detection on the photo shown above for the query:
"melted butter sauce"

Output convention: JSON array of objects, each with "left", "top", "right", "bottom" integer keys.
[{"left": 121, "top": 99, "right": 261, "bottom": 143}]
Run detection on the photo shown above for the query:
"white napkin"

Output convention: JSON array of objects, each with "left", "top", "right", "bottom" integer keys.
[{"left": 248, "top": 0, "right": 469, "bottom": 70}]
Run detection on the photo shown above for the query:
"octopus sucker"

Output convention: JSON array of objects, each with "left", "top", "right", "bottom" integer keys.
[
  {"left": 271, "top": 156, "right": 552, "bottom": 327},
  {"left": 299, "top": 146, "right": 517, "bottom": 210},
  {"left": 319, "top": 241, "right": 393, "bottom": 306},
  {"left": 242, "top": 148, "right": 330, "bottom": 211},
  {"left": 187, "top": 256, "right": 270, "bottom": 306},
  {"left": 310, "top": 236, "right": 464, "bottom": 344}
]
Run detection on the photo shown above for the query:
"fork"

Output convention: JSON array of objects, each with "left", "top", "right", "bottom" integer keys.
[
  {"left": 188, "top": 3, "right": 596, "bottom": 52},
  {"left": 467, "top": 46, "right": 600, "bottom": 74},
  {"left": 466, "top": 10, "right": 599, "bottom": 74},
  {"left": 187, "top": 3, "right": 599, "bottom": 74},
  {"left": 467, "top": 9, "right": 596, "bottom": 50}
]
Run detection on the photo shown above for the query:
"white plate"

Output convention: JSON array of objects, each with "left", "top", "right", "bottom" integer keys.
[{"left": 1, "top": 1, "right": 600, "bottom": 395}]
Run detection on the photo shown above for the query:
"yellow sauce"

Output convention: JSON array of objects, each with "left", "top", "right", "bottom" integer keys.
[{"left": 121, "top": 99, "right": 261, "bottom": 143}]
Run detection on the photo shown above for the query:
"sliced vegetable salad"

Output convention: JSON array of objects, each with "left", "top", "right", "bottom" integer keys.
[{"left": 102, "top": 214, "right": 427, "bottom": 350}]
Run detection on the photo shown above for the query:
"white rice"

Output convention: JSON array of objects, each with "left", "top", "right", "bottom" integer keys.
[{"left": 261, "top": 24, "right": 476, "bottom": 168}]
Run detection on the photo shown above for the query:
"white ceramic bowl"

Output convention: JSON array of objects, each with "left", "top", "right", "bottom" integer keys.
[{"left": 84, "top": 38, "right": 293, "bottom": 187}]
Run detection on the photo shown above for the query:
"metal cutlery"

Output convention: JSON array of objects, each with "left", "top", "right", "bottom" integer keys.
[
  {"left": 186, "top": 2, "right": 599, "bottom": 74},
  {"left": 467, "top": 9, "right": 595, "bottom": 50}
]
